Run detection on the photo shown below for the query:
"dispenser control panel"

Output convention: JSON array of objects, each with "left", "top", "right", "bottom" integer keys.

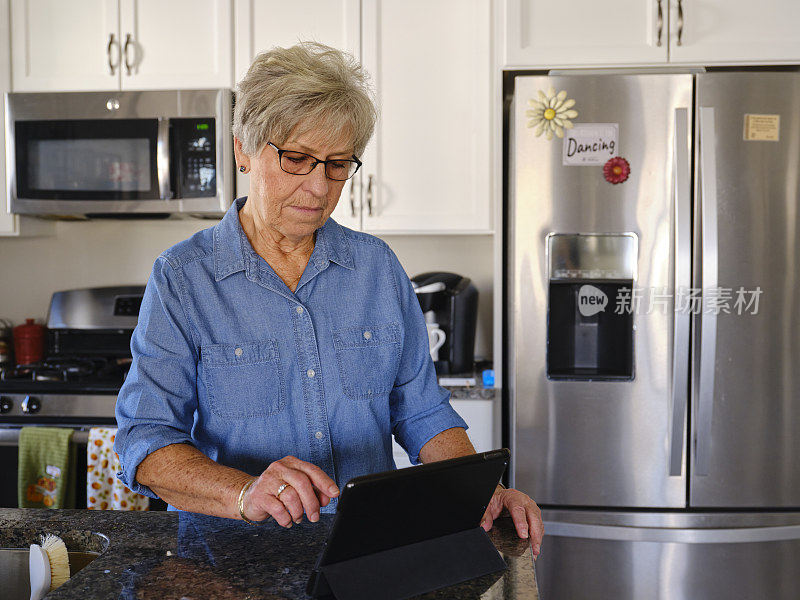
[{"left": 546, "top": 233, "right": 638, "bottom": 381}]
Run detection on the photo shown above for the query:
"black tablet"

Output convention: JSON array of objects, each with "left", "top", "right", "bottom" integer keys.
[{"left": 308, "top": 448, "right": 510, "bottom": 599}]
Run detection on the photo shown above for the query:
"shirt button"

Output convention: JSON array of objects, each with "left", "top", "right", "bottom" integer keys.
[
  {"left": 296, "top": 306, "right": 304, "bottom": 314},
  {"left": 363, "top": 331, "right": 372, "bottom": 340},
  {"left": 234, "top": 347, "right": 243, "bottom": 357},
  {"left": 315, "top": 431, "right": 324, "bottom": 440},
  {"left": 307, "top": 369, "right": 315, "bottom": 378}
]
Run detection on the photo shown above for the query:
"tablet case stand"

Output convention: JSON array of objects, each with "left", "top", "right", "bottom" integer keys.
[{"left": 308, "top": 526, "right": 508, "bottom": 600}]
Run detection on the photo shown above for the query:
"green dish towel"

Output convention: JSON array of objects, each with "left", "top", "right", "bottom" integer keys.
[{"left": 18, "top": 427, "right": 76, "bottom": 509}]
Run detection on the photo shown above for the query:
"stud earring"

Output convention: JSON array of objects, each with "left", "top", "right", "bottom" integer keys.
[{"left": 239, "top": 166, "right": 246, "bottom": 173}]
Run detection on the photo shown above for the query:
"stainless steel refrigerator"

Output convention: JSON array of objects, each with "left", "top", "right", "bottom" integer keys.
[{"left": 508, "top": 71, "right": 800, "bottom": 599}]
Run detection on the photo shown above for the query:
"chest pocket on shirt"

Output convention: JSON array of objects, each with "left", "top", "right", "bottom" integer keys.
[
  {"left": 201, "top": 339, "right": 286, "bottom": 418},
  {"left": 333, "top": 323, "right": 401, "bottom": 400}
]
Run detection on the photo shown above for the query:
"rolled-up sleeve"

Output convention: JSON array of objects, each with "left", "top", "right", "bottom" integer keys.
[
  {"left": 114, "top": 256, "right": 199, "bottom": 497},
  {"left": 386, "top": 250, "right": 468, "bottom": 464}
]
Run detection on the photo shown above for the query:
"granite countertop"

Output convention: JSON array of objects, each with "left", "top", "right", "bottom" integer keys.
[{"left": 1, "top": 508, "right": 538, "bottom": 600}]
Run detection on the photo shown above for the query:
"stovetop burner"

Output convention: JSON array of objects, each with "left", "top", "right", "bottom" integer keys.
[{"left": 0, "top": 356, "right": 131, "bottom": 393}]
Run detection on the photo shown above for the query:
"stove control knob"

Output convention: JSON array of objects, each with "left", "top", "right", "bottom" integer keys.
[
  {"left": 0, "top": 397, "right": 12, "bottom": 413},
  {"left": 21, "top": 396, "right": 40, "bottom": 414}
]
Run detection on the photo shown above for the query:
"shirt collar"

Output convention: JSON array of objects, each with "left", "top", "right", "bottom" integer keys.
[{"left": 214, "top": 197, "right": 354, "bottom": 282}]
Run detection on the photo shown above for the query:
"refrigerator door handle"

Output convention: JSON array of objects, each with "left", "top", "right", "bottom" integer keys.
[
  {"left": 695, "top": 106, "right": 719, "bottom": 477},
  {"left": 669, "top": 108, "right": 691, "bottom": 477}
]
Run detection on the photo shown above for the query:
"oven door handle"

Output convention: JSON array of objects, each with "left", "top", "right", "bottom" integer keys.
[
  {"left": 0, "top": 428, "right": 91, "bottom": 446},
  {"left": 157, "top": 117, "right": 173, "bottom": 200}
]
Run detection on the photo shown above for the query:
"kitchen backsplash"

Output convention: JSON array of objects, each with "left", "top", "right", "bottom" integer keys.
[{"left": 0, "top": 220, "right": 494, "bottom": 360}]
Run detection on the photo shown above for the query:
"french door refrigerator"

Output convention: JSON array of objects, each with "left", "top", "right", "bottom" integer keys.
[{"left": 508, "top": 71, "right": 800, "bottom": 599}]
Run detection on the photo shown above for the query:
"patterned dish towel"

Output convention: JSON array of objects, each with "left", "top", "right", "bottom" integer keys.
[
  {"left": 18, "top": 427, "right": 76, "bottom": 509},
  {"left": 87, "top": 427, "right": 149, "bottom": 511}
]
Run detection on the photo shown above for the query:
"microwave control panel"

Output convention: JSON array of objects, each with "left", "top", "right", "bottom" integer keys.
[{"left": 172, "top": 118, "right": 217, "bottom": 197}]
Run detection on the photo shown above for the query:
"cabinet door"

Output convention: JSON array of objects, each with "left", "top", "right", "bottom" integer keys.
[
  {"left": 233, "top": 0, "right": 361, "bottom": 230},
  {"left": 233, "top": 0, "right": 360, "bottom": 82},
  {"left": 361, "top": 0, "right": 492, "bottom": 233},
  {"left": 504, "top": 0, "right": 669, "bottom": 67},
  {"left": 119, "top": 0, "right": 233, "bottom": 89},
  {"left": 10, "top": 0, "right": 120, "bottom": 91},
  {"left": 669, "top": 0, "right": 800, "bottom": 63}
]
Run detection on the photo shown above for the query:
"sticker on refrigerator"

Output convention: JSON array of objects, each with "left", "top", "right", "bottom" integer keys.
[
  {"left": 743, "top": 114, "right": 780, "bottom": 142},
  {"left": 563, "top": 123, "right": 618, "bottom": 165}
]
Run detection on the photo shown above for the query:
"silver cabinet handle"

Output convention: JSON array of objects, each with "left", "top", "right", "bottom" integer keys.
[
  {"left": 366, "top": 174, "right": 374, "bottom": 216},
  {"left": 123, "top": 33, "right": 134, "bottom": 75},
  {"left": 157, "top": 117, "right": 172, "bottom": 200},
  {"left": 669, "top": 108, "right": 690, "bottom": 477},
  {"left": 349, "top": 180, "right": 356, "bottom": 217},
  {"left": 107, "top": 33, "right": 120, "bottom": 75},
  {"left": 676, "top": 0, "right": 684, "bottom": 46},
  {"left": 695, "top": 106, "right": 719, "bottom": 477},
  {"left": 656, "top": 0, "right": 663, "bottom": 47}
]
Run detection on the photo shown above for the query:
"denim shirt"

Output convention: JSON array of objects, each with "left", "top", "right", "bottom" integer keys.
[{"left": 115, "top": 197, "right": 467, "bottom": 511}]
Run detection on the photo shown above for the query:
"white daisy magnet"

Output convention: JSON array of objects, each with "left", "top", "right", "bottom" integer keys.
[{"left": 527, "top": 88, "right": 578, "bottom": 140}]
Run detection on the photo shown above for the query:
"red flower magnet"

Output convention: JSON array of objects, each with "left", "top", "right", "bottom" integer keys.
[{"left": 603, "top": 157, "right": 630, "bottom": 184}]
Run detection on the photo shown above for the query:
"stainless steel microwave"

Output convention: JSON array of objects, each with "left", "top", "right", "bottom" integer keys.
[{"left": 4, "top": 89, "right": 233, "bottom": 216}]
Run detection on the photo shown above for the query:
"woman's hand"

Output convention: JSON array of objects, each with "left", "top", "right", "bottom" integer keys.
[
  {"left": 242, "top": 456, "right": 340, "bottom": 527},
  {"left": 480, "top": 486, "right": 544, "bottom": 558}
]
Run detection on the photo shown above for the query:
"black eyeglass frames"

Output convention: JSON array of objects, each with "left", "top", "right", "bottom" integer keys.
[{"left": 267, "top": 142, "right": 362, "bottom": 181}]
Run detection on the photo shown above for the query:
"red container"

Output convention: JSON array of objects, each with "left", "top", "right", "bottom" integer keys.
[{"left": 13, "top": 318, "right": 46, "bottom": 366}]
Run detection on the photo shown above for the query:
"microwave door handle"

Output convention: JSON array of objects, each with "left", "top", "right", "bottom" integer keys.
[
  {"left": 669, "top": 107, "right": 691, "bottom": 477},
  {"left": 695, "top": 106, "right": 719, "bottom": 477},
  {"left": 157, "top": 117, "right": 172, "bottom": 200}
]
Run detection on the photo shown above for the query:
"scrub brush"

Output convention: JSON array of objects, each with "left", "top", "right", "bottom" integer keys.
[{"left": 29, "top": 534, "right": 70, "bottom": 600}]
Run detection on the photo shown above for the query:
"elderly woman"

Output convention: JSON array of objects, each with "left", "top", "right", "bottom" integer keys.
[{"left": 115, "top": 42, "right": 543, "bottom": 555}]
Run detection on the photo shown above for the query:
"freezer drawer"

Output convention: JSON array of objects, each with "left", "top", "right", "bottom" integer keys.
[{"left": 536, "top": 510, "right": 800, "bottom": 600}]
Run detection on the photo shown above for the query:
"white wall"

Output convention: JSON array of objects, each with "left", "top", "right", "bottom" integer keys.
[{"left": 0, "top": 221, "right": 494, "bottom": 359}]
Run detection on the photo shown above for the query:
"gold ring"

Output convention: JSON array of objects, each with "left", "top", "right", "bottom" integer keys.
[{"left": 276, "top": 483, "right": 290, "bottom": 498}]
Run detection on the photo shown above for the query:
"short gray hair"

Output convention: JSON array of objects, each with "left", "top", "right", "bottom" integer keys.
[{"left": 233, "top": 42, "right": 377, "bottom": 158}]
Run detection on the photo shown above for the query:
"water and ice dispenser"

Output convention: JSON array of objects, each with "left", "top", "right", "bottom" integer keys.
[{"left": 546, "top": 233, "right": 637, "bottom": 381}]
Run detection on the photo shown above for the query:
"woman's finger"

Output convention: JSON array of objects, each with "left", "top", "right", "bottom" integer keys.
[
  {"left": 283, "top": 456, "right": 340, "bottom": 498},
  {"left": 271, "top": 464, "right": 322, "bottom": 521},
  {"left": 247, "top": 483, "right": 293, "bottom": 527},
  {"left": 528, "top": 507, "right": 545, "bottom": 555},
  {"left": 315, "top": 488, "right": 332, "bottom": 507},
  {"left": 275, "top": 485, "right": 304, "bottom": 523},
  {"left": 509, "top": 505, "right": 530, "bottom": 539}
]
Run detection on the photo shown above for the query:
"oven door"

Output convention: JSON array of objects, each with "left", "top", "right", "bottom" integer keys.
[
  {"left": 0, "top": 427, "right": 91, "bottom": 508},
  {"left": 0, "top": 427, "right": 166, "bottom": 510}
]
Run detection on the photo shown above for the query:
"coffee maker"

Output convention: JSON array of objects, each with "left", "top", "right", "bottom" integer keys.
[{"left": 411, "top": 272, "right": 478, "bottom": 375}]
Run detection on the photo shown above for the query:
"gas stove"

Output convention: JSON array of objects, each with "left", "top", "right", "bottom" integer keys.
[{"left": 0, "top": 286, "right": 143, "bottom": 424}]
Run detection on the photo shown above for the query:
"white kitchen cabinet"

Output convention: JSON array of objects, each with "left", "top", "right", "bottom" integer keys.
[
  {"left": 119, "top": 0, "right": 233, "bottom": 89},
  {"left": 10, "top": 0, "right": 233, "bottom": 92},
  {"left": 668, "top": 0, "right": 800, "bottom": 64},
  {"left": 233, "top": 0, "right": 360, "bottom": 83},
  {"left": 393, "top": 398, "right": 497, "bottom": 469},
  {"left": 1, "top": 0, "right": 54, "bottom": 236},
  {"left": 233, "top": 0, "right": 361, "bottom": 230},
  {"left": 234, "top": 0, "right": 493, "bottom": 234},
  {"left": 10, "top": 0, "right": 119, "bottom": 91},
  {"left": 360, "top": 0, "right": 493, "bottom": 233},
  {"left": 504, "top": 0, "right": 668, "bottom": 67},
  {"left": 504, "top": 0, "right": 800, "bottom": 67}
]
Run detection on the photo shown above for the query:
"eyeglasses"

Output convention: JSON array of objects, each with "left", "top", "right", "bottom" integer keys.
[{"left": 267, "top": 142, "right": 362, "bottom": 181}]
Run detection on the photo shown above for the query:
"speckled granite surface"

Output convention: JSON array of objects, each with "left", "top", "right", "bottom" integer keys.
[{"left": 1, "top": 508, "right": 537, "bottom": 599}]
